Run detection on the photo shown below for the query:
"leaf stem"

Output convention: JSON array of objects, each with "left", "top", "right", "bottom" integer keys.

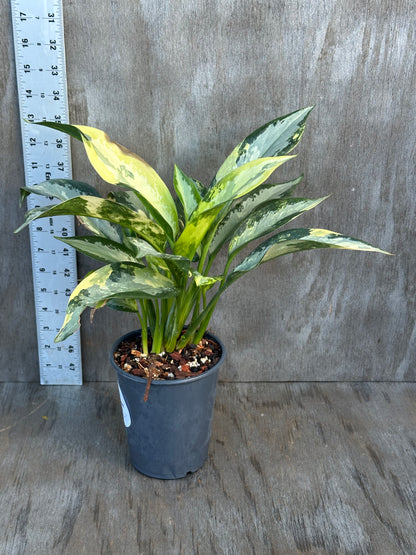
[{"left": 137, "top": 300, "right": 148, "bottom": 355}]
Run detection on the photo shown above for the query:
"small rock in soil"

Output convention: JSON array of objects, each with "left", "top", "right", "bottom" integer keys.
[{"left": 113, "top": 332, "right": 222, "bottom": 381}]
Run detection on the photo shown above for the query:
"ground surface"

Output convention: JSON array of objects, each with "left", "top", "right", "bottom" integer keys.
[{"left": 1, "top": 382, "right": 415, "bottom": 554}]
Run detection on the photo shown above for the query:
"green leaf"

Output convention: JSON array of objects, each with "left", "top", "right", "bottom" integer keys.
[
  {"left": 126, "top": 237, "right": 191, "bottom": 276},
  {"left": 20, "top": 178, "right": 101, "bottom": 204},
  {"left": 107, "top": 190, "right": 148, "bottom": 214},
  {"left": 174, "top": 156, "right": 294, "bottom": 259},
  {"left": 20, "top": 179, "right": 122, "bottom": 242},
  {"left": 106, "top": 298, "right": 138, "bottom": 312},
  {"left": 228, "top": 196, "right": 328, "bottom": 256},
  {"left": 226, "top": 228, "right": 391, "bottom": 286},
  {"left": 173, "top": 165, "right": 202, "bottom": 223},
  {"left": 55, "top": 263, "right": 179, "bottom": 342},
  {"left": 30, "top": 120, "right": 84, "bottom": 141},
  {"left": 208, "top": 176, "right": 303, "bottom": 258},
  {"left": 201, "top": 156, "right": 295, "bottom": 211},
  {"left": 173, "top": 205, "right": 224, "bottom": 258},
  {"left": 212, "top": 106, "right": 314, "bottom": 185},
  {"left": 55, "top": 236, "right": 140, "bottom": 263},
  {"left": 193, "top": 178, "right": 209, "bottom": 197},
  {"left": 32, "top": 121, "right": 179, "bottom": 242},
  {"left": 15, "top": 196, "right": 166, "bottom": 251}
]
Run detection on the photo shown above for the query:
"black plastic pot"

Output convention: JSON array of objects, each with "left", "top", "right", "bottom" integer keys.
[{"left": 110, "top": 329, "right": 225, "bottom": 479}]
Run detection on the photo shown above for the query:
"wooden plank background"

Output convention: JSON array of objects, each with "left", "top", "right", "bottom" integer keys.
[
  {"left": 1, "top": 0, "right": 415, "bottom": 382},
  {"left": 1, "top": 382, "right": 416, "bottom": 553}
]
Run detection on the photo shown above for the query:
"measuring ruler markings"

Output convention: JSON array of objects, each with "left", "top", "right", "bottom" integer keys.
[{"left": 11, "top": 0, "right": 82, "bottom": 384}]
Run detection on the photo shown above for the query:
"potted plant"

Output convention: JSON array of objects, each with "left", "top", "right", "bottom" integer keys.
[{"left": 16, "top": 106, "right": 389, "bottom": 478}]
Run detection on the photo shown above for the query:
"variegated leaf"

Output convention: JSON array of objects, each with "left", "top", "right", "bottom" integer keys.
[
  {"left": 201, "top": 156, "right": 295, "bottom": 211},
  {"left": 208, "top": 176, "right": 303, "bottom": 258},
  {"left": 189, "top": 270, "right": 221, "bottom": 288},
  {"left": 193, "top": 177, "right": 208, "bottom": 197},
  {"left": 33, "top": 121, "right": 179, "bottom": 242},
  {"left": 212, "top": 106, "right": 313, "bottom": 185},
  {"left": 55, "top": 236, "right": 140, "bottom": 263},
  {"left": 226, "top": 228, "right": 390, "bottom": 286},
  {"left": 174, "top": 156, "right": 294, "bottom": 259},
  {"left": 228, "top": 196, "right": 328, "bottom": 256},
  {"left": 15, "top": 196, "right": 166, "bottom": 250},
  {"left": 126, "top": 237, "right": 191, "bottom": 276},
  {"left": 20, "top": 178, "right": 101, "bottom": 204},
  {"left": 20, "top": 179, "right": 122, "bottom": 242},
  {"left": 173, "top": 165, "right": 202, "bottom": 223},
  {"left": 55, "top": 263, "right": 179, "bottom": 342}
]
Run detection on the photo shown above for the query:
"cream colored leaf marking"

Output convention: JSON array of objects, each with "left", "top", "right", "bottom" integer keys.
[
  {"left": 173, "top": 157, "right": 294, "bottom": 259},
  {"left": 228, "top": 197, "right": 328, "bottom": 255},
  {"left": 208, "top": 176, "right": 303, "bottom": 257},
  {"left": 74, "top": 125, "right": 178, "bottom": 237},
  {"left": 200, "top": 156, "right": 295, "bottom": 211},
  {"left": 55, "top": 263, "right": 179, "bottom": 342},
  {"left": 56, "top": 236, "right": 139, "bottom": 264},
  {"left": 189, "top": 270, "right": 221, "bottom": 287},
  {"left": 16, "top": 196, "right": 166, "bottom": 250},
  {"left": 226, "top": 228, "right": 390, "bottom": 288},
  {"left": 213, "top": 106, "right": 313, "bottom": 185}
]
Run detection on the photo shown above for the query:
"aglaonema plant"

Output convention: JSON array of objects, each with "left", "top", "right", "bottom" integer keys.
[{"left": 16, "top": 107, "right": 389, "bottom": 354}]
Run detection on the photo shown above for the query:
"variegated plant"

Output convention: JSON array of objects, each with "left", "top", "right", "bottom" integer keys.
[{"left": 16, "top": 107, "right": 389, "bottom": 354}]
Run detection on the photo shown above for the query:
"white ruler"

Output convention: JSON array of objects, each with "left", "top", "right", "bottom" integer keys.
[{"left": 11, "top": 0, "right": 82, "bottom": 385}]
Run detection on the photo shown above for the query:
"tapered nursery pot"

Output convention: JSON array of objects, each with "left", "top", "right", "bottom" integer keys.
[{"left": 111, "top": 329, "right": 225, "bottom": 479}]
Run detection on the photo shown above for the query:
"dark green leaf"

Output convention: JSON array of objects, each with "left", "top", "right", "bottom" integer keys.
[
  {"left": 173, "top": 165, "right": 202, "bottom": 223},
  {"left": 20, "top": 179, "right": 101, "bottom": 203},
  {"left": 212, "top": 106, "right": 313, "bottom": 185},
  {"left": 126, "top": 237, "right": 191, "bottom": 276},
  {"left": 107, "top": 190, "right": 148, "bottom": 213},
  {"left": 106, "top": 298, "right": 138, "bottom": 312},
  {"left": 31, "top": 120, "right": 85, "bottom": 141}
]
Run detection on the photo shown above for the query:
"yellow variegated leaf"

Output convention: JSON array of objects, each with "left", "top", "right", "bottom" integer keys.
[
  {"left": 226, "top": 228, "right": 391, "bottom": 286},
  {"left": 15, "top": 196, "right": 166, "bottom": 251},
  {"left": 189, "top": 270, "right": 221, "bottom": 288},
  {"left": 55, "top": 263, "right": 179, "bottom": 342},
  {"left": 75, "top": 125, "right": 178, "bottom": 240},
  {"left": 174, "top": 156, "right": 294, "bottom": 259},
  {"left": 33, "top": 122, "right": 178, "bottom": 242}
]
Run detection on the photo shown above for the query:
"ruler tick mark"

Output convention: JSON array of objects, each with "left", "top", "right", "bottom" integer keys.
[{"left": 11, "top": 0, "right": 82, "bottom": 385}]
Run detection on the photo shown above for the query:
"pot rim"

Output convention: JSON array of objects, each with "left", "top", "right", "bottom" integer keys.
[{"left": 110, "top": 328, "right": 225, "bottom": 387}]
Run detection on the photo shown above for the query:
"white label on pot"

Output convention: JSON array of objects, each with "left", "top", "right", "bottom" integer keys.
[{"left": 118, "top": 384, "right": 131, "bottom": 428}]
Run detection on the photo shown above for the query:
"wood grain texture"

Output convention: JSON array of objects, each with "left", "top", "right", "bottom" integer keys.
[
  {"left": 1, "top": 0, "right": 415, "bottom": 381},
  {"left": 1, "top": 0, "right": 39, "bottom": 381},
  {"left": 1, "top": 382, "right": 416, "bottom": 554}
]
